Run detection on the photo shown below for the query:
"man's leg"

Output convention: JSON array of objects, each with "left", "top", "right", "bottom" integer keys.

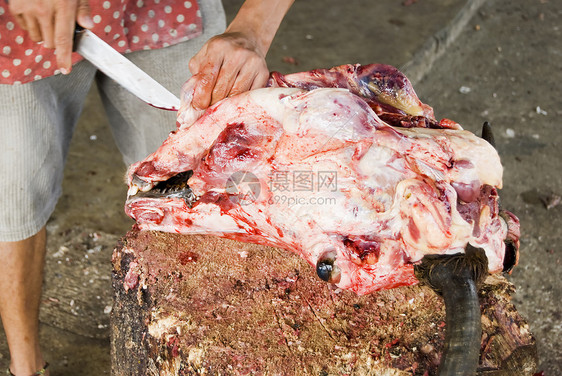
[
  {"left": 0, "top": 61, "right": 96, "bottom": 373},
  {"left": 0, "top": 227, "right": 47, "bottom": 375}
]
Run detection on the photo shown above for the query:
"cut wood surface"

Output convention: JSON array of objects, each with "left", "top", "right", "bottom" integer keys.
[{"left": 111, "top": 228, "right": 537, "bottom": 375}]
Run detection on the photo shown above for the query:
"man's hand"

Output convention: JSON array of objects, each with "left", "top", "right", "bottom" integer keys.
[
  {"left": 188, "top": 32, "right": 269, "bottom": 110},
  {"left": 188, "top": 0, "right": 294, "bottom": 110},
  {"left": 8, "top": 0, "right": 94, "bottom": 73}
]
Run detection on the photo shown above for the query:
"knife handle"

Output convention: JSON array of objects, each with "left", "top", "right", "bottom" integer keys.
[{"left": 73, "top": 24, "right": 85, "bottom": 52}]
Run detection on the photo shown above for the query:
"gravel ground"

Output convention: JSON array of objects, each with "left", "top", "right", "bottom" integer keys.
[{"left": 415, "top": 0, "right": 562, "bottom": 373}]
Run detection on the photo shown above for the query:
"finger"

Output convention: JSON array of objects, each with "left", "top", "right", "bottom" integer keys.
[
  {"left": 13, "top": 14, "right": 28, "bottom": 31},
  {"left": 249, "top": 68, "right": 270, "bottom": 90},
  {"left": 53, "top": 7, "right": 76, "bottom": 73},
  {"left": 228, "top": 72, "right": 258, "bottom": 99},
  {"left": 192, "top": 62, "right": 222, "bottom": 110},
  {"left": 210, "top": 64, "right": 240, "bottom": 106},
  {"left": 37, "top": 15, "right": 55, "bottom": 48},
  {"left": 228, "top": 62, "right": 269, "bottom": 98},
  {"left": 188, "top": 40, "right": 213, "bottom": 75},
  {"left": 76, "top": 0, "right": 94, "bottom": 29},
  {"left": 23, "top": 14, "right": 43, "bottom": 42},
  {"left": 188, "top": 55, "right": 201, "bottom": 75}
]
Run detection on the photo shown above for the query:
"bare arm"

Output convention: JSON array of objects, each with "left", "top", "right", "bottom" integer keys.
[
  {"left": 188, "top": 0, "right": 295, "bottom": 109},
  {"left": 8, "top": 0, "right": 93, "bottom": 73}
]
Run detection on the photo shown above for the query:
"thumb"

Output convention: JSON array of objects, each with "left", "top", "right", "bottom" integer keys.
[{"left": 76, "top": 0, "right": 94, "bottom": 29}]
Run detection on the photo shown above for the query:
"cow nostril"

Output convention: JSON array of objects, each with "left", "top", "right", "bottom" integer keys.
[{"left": 316, "top": 252, "right": 341, "bottom": 284}]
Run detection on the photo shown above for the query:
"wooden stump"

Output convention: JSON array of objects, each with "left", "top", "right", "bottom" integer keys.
[{"left": 111, "top": 228, "right": 537, "bottom": 375}]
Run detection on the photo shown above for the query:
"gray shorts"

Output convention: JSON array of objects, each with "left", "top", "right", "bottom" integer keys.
[{"left": 0, "top": 0, "right": 225, "bottom": 242}]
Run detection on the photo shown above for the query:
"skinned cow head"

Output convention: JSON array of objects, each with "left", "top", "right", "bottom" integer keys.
[{"left": 126, "top": 64, "right": 520, "bottom": 295}]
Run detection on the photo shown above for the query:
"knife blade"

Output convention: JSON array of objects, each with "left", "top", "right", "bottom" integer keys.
[{"left": 74, "top": 28, "right": 180, "bottom": 111}]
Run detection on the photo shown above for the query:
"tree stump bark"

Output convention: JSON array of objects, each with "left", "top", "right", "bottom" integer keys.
[{"left": 111, "top": 228, "right": 537, "bottom": 375}]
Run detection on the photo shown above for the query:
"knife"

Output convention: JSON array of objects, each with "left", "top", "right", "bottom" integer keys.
[{"left": 74, "top": 27, "right": 180, "bottom": 111}]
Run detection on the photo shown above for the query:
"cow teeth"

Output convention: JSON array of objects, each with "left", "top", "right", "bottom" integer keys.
[
  {"left": 131, "top": 175, "right": 154, "bottom": 193},
  {"left": 127, "top": 186, "right": 140, "bottom": 197},
  {"left": 128, "top": 171, "right": 198, "bottom": 208}
]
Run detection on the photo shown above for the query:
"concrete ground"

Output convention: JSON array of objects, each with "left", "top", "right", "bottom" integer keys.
[{"left": 1, "top": 0, "right": 560, "bottom": 374}]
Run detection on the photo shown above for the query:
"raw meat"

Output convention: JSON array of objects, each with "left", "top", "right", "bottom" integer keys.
[{"left": 125, "top": 64, "right": 520, "bottom": 295}]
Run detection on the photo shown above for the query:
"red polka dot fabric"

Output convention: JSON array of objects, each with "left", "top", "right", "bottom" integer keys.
[{"left": 0, "top": 0, "right": 202, "bottom": 84}]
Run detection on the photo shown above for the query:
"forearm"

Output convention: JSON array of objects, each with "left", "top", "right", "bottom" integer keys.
[{"left": 226, "top": 0, "right": 295, "bottom": 57}]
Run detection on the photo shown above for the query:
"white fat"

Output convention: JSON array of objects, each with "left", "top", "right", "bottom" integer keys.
[
  {"left": 358, "top": 146, "right": 413, "bottom": 192},
  {"left": 398, "top": 127, "right": 503, "bottom": 188},
  {"left": 250, "top": 87, "right": 303, "bottom": 125},
  {"left": 448, "top": 131, "right": 503, "bottom": 188}
]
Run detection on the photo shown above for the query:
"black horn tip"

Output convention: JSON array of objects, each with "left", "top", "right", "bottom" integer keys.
[{"left": 481, "top": 121, "right": 496, "bottom": 148}]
